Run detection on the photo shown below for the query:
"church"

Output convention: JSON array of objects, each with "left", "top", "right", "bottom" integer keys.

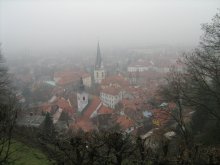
[
  {"left": 77, "top": 77, "right": 88, "bottom": 112},
  {"left": 94, "top": 42, "right": 105, "bottom": 84}
]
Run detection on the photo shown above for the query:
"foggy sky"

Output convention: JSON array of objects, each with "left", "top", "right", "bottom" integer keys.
[{"left": 0, "top": 0, "right": 219, "bottom": 56}]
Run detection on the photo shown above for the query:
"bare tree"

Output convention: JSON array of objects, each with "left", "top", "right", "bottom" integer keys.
[
  {"left": 0, "top": 50, "right": 19, "bottom": 164},
  {"left": 182, "top": 11, "right": 220, "bottom": 121},
  {"left": 158, "top": 10, "right": 220, "bottom": 164}
]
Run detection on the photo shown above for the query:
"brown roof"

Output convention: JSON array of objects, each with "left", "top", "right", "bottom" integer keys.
[
  {"left": 98, "top": 105, "right": 113, "bottom": 115},
  {"left": 69, "top": 96, "right": 101, "bottom": 132},
  {"left": 70, "top": 119, "right": 95, "bottom": 132},
  {"left": 101, "top": 75, "right": 129, "bottom": 87},
  {"left": 83, "top": 96, "right": 101, "bottom": 119},
  {"left": 101, "top": 87, "right": 121, "bottom": 96},
  {"left": 55, "top": 98, "right": 75, "bottom": 115},
  {"left": 116, "top": 115, "right": 134, "bottom": 129},
  {"left": 54, "top": 70, "right": 91, "bottom": 86}
]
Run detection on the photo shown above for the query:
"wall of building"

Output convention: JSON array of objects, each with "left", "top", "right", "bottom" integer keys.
[
  {"left": 77, "top": 92, "right": 88, "bottom": 112},
  {"left": 100, "top": 91, "right": 122, "bottom": 109},
  {"left": 83, "top": 76, "right": 92, "bottom": 87},
  {"left": 94, "top": 69, "right": 105, "bottom": 84}
]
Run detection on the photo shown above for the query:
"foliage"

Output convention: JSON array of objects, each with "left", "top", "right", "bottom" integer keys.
[{"left": 0, "top": 49, "right": 19, "bottom": 164}]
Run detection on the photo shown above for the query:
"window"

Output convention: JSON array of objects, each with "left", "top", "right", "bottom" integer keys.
[
  {"left": 102, "top": 72, "right": 104, "bottom": 78},
  {"left": 83, "top": 96, "right": 85, "bottom": 101},
  {"left": 96, "top": 72, "right": 98, "bottom": 78}
]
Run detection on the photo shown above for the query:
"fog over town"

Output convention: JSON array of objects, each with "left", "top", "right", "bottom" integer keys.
[
  {"left": 0, "top": 0, "right": 220, "bottom": 164},
  {"left": 1, "top": 0, "right": 219, "bottom": 56}
]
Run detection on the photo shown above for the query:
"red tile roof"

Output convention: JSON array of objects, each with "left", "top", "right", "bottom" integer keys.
[
  {"left": 55, "top": 97, "right": 75, "bottom": 115},
  {"left": 98, "top": 105, "right": 113, "bottom": 115},
  {"left": 101, "top": 75, "right": 129, "bottom": 87},
  {"left": 39, "top": 103, "right": 51, "bottom": 113},
  {"left": 83, "top": 96, "right": 101, "bottom": 119},
  {"left": 116, "top": 115, "right": 135, "bottom": 129},
  {"left": 70, "top": 119, "right": 95, "bottom": 132},
  {"left": 101, "top": 87, "right": 121, "bottom": 96},
  {"left": 69, "top": 96, "right": 101, "bottom": 132},
  {"left": 54, "top": 70, "right": 91, "bottom": 86}
]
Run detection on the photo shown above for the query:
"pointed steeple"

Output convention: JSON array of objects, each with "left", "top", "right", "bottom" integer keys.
[
  {"left": 95, "top": 41, "right": 103, "bottom": 69},
  {"left": 78, "top": 77, "right": 85, "bottom": 93}
]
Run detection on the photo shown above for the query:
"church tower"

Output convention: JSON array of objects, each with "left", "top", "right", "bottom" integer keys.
[
  {"left": 94, "top": 42, "right": 105, "bottom": 84},
  {"left": 77, "top": 77, "right": 88, "bottom": 112}
]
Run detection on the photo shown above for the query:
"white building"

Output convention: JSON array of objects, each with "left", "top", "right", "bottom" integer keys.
[
  {"left": 100, "top": 87, "right": 123, "bottom": 109},
  {"left": 82, "top": 74, "right": 92, "bottom": 88},
  {"left": 127, "top": 65, "right": 149, "bottom": 72},
  {"left": 77, "top": 78, "right": 88, "bottom": 112}
]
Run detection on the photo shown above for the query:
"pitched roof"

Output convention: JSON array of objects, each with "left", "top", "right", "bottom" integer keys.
[
  {"left": 70, "top": 119, "right": 95, "bottom": 132},
  {"left": 98, "top": 105, "right": 113, "bottom": 115},
  {"left": 101, "top": 75, "right": 129, "bottom": 87},
  {"left": 54, "top": 70, "right": 91, "bottom": 86},
  {"left": 101, "top": 87, "right": 121, "bottom": 96},
  {"left": 55, "top": 97, "right": 75, "bottom": 115},
  {"left": 83, "top": 96, "right": 101, "bottom": 119},
  {"left": 116, "top": 115, "right": 135, "bottom": 129}
]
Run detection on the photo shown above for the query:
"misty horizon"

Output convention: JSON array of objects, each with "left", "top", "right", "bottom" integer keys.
[{"left": 0, "top": 0, "right": 219, "bottom": 57}]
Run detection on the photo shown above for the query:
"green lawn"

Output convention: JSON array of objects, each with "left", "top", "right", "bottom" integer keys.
[{"left": 7, "top": 141, "right": 54, "bottom": 165}]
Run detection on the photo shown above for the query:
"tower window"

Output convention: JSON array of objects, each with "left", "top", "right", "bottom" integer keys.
[{"left": 83, "top": 96, "right": 85, "bottom": 101}]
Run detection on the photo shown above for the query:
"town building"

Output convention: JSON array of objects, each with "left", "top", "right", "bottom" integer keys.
[
  {"left": 54, "top": 70, "right": 91, "bottom": 88},
  {"left": 100, "top": 87, "right": 124, "bottom": 109},
  {"left": 77, "top": 77, "right": 88, "bottom": 112}
]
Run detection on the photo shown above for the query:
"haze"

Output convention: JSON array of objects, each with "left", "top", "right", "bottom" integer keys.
[{"left": 0, "top": 0, "right": 219, "bottom": 57}]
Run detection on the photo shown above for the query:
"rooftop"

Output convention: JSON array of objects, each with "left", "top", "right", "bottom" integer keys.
[
  {"left": 83, "top": 96, "right": 101, "bottom": 119},
  {"left": 116, "top": 115, "right": 135, "bottom": 129},
  {"left": 101, "top": 75, "right": 129, "bottom": 87},
  {"left": 98, "top": 105, "right": 113, "bottom": 115},
  {"left": 101, "top": 87, "right": 121, "bottom": 96},
  {"left": 70, "top": 119, "right": 95, "bottom": 132}
]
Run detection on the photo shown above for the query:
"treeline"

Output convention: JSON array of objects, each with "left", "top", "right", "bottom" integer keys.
[
  {"left": 12, "top": 124, "right": 219, "bottom": 165},
  {"left": 160, "top": 10, "right": 220, "bottom": 145}
]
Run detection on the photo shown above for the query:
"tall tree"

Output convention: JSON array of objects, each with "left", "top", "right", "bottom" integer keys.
[
  {"left": 183, "top": 11, "right": 220, "bottom": 121},
  {"left": 0, "top": 48, "right": 19, "bottom": 164},
  {"left": 42, "top": 112, "right": 55, "bottom": 137},
  {"left": 159, "top": 10, "right": 220, "bottom": 162}
]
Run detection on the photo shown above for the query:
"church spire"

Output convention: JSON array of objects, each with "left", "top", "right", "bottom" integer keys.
[
  {"left": 95, "top": 41, "right": 103, "bottom": 69},
  {"left": 78, "top": 77, "right": 85, "bottom": 93}
]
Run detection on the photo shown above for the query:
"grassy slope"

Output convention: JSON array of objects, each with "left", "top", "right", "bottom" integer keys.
[{"left": 8, "top": 141, "right": 54, "bottom": 165}]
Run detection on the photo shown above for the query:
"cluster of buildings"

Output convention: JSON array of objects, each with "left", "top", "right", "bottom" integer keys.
[{"left": 16, "top": 42, "right": 183, "bottom": 135}]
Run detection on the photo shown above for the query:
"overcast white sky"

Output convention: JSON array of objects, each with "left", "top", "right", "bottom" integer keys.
[{"left": 0, "top": 0, "right": 219, "bottom": 56}]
